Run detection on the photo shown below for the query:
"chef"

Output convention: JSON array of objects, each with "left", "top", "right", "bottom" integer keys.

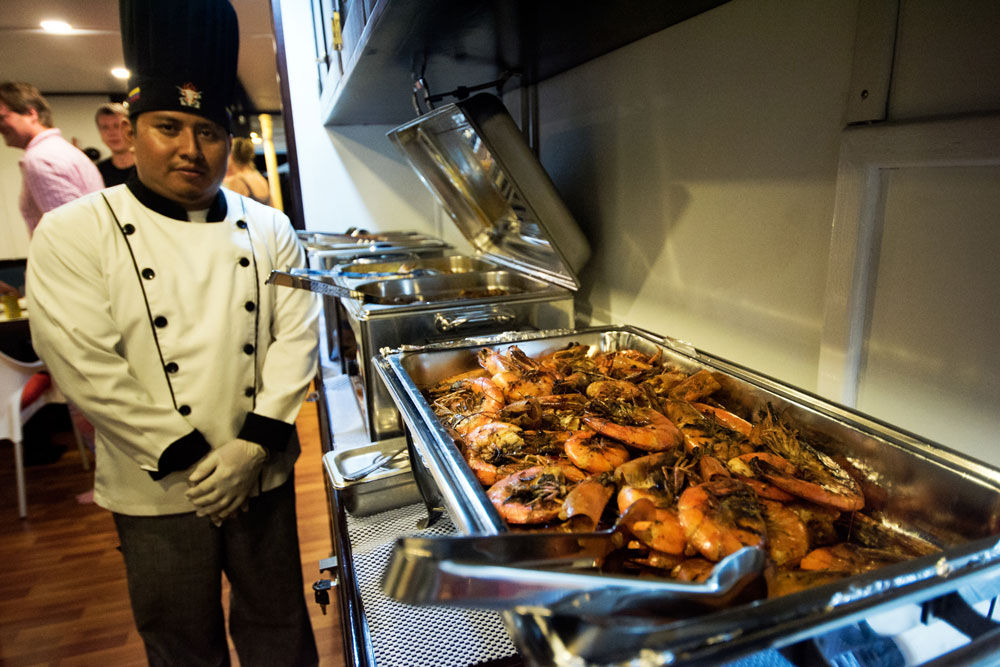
[{"left": 26, "top": 0, "right": 320, "bottom": 664}]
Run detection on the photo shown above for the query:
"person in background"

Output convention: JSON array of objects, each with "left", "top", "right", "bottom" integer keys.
[
  {"left": 0, "top": 82, "right": 105, "bottom": 236},
  {"left": 25, "top": 0, "right": 320, "bottom": 664},
  {"left": 223, "top": 136, "right": 271, "bottom": 204},
  {"left": 94, "top": 102, "right": 135, "bottom": 186}
]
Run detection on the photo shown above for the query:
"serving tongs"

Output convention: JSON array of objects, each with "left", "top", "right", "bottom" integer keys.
[
  {"left": 267, "top": 268, "right": 383, "bottom": 303},
  {"left": 382, "top": 508, "right": 765, "bottom": 617}
]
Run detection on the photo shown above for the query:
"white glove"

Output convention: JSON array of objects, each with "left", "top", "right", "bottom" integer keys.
[{"left": 186, "top": 438, "right": 267, "bottom": 523}]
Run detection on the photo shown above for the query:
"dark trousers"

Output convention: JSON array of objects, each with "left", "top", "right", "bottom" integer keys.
[{"left": 113, "top": 476, "right": 318, "bottom": 667}]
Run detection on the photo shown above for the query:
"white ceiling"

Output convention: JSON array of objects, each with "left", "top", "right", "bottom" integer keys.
[{"left": 1, "top": 0, "right": 283, "bottom": 111}]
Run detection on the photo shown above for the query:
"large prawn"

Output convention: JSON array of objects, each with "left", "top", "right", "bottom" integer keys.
[
  {"left": 583, "top": 405, "right": 683, "bottom": 452},
  {"left": 677, "top": 478, "right": 766, "bottom": 561},
  {"left": 431, "top": 377, "right": 505, "bottom": 435},
  {"left": 748, "top": 407, "right": 865, "bottom": 512},
  {"left": 487, "top": 465, "right": 587, "bottom": 524},
  {"left": 564, "top": 430, "right": 630, "bottom": 473}
]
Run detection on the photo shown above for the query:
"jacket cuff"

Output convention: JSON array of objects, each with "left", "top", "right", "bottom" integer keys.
[
  {"left": 237, "top": 412, "right": 293, "bottom": 455},
  {"left": 149, "top": 430, "right": 211, "bottom": 480}
]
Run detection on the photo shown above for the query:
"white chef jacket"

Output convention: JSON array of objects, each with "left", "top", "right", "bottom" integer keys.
[{"left": 26, "top": 182, "right": 320, "bottom": 515}]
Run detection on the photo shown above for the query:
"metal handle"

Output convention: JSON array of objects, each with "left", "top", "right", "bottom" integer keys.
[{"left": 435, "top": 308, "right": 516, "bottom": 333}]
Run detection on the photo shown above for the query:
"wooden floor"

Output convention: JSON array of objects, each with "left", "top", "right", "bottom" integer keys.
[{"left": 0, "top": 396, "right": 346, "bottom": 666}]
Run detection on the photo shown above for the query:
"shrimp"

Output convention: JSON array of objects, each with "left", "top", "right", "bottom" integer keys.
[
  {"left": 786, "top": 502, "right": 841, "bottom": 548},
  {"left": 585, "top": 379, "right": 644, "bottom": 402},
  {"left": 618, "top": 498, "right": 687, "bottom": 555},
  {"left": 564, "top": 430, "right": 630, "bottom": 473},
  {"left": 692, "top": 402, "right": 753, "bottom": 436},
  {"left": 537, "top": 343, "right": 591, "bottom": 374},
  {"left": 431, "top": 377, "right": 505, "bottom": 432},
  {"left": 425, "top": 367, "right": 489, "bottom": 395},
  {"left": 493, "top": 369, "right": 557, "bottom": 401},
  {"left": 559, "top": 474, "right": 615, "bottom": 530},
  {"left": 591, "top": 348, "right": 666, "bottom": 381},
  {"left": 583, "top": 406, "right": 683, "bottom": 452},
  {"left": 617, "top": 485, "right": 673, "bottom": 513},
  {"left": 487, "top": 465, "right": 587, "bottom": 524},
  {"left": 677, "top": 478, "right": 766, "bottom": 561},
  {"left": 463, "top": 422, "right": 566, "bottom": 485},
  {"left": 799, "top": 543, "right": 907, "bottom": 574},
  {"left": 639, "top": 370, "right": 689, "bottom": 397},
  {"left": 748, "top": 408, "right": 865, "bottom": 512},
  {"left": 498, "top": 394, "right": 587, "bottom": 430},
  {"left": 663, "top": 399, "right": 754, "bottom": 459},
  {"left": 760, "top": 499, "right": 809, "bottom": 567},
  {"left": 668, "top": 369, "right": 722, "bottom": 402}
]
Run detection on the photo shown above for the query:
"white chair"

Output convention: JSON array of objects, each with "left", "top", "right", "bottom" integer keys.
[{"left": 1, "top": 350, "right": 89, "bottom": 518}]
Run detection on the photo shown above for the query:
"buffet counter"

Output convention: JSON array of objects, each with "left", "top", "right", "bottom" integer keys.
[{"left": 313, "top": 348, "right": 1000, "bottom": 666}]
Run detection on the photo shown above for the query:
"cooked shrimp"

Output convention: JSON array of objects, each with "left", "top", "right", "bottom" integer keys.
[
  {"left": 499, "top": 394, "right": 586, "bottom": 430},
  {"left": 585, "top": 379, "right": 644, "bottom": 402},
  {"left": 564, "top": 430, "right": 630, "bottom": 473},
  {"left": 640, "top": 370, "right": 689, "bottom": 397},
  {"left": 799, "top": 543, "right": 906, "bottom": 574},
  {"left": 583, "top": 406, "right": 683, "bottom": 452},
  {"left": 786, "top": 502, "right": 841, "bottom": 548},
  {"left": 487, "top": 465, "right": 586, "bottom": 524},
  {"left": 618, "top": 498, "right": 687, "bottom": 555},
  {"left": 760, "top": 499, "right": 809, "bottom": 567},
  {"left": 692, "top": 402, "right": 753, "bottom": 436},
  {"left": 749, "top": 407, "right": 864, "bottom": 512},
  {"left": 662, "top": 399, "right": 754, "bottom": 459},
  {"left": 431, "top": 377, "right": 505, "bottom": 426},
  {"left": 668, "top": 369, "right": 722, "bottom": 402},
  {"left": 493, "top": 369, "right": 557, "bottom": 401},
  {"left": 537, "top": 343, "right": 591, "bottom": 373},
  {"left": 677, "top": 478, "right": 766, "bottom": 561},
  {"left": 617, "top": 485, "right": 673, "bottom": 513}
]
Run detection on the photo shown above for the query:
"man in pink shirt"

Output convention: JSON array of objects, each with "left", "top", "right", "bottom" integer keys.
[{"left": 0, "top": 82, "right": 105, "bottom": 235}]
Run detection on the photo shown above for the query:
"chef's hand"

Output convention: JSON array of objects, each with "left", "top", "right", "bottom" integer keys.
[{"left": 185, "top": 438, "right": 267, "bottom": 524}]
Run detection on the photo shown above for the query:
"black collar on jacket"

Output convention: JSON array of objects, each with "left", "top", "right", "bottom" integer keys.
[{"left": 126, "top": 172, "right": 228, "bottom": 222}]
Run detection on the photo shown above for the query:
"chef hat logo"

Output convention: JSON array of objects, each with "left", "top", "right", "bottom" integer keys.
[{"left": 177, "top": 83, "right": 203, "bottom": 109}]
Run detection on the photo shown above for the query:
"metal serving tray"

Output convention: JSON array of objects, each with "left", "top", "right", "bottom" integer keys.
[
  {"left": 324, "top": 438, "right": 421, "bottom": 516},
  {"left": 334, "top": 255, "right": 498, "bottom": 281},
  {"left": 340, "top": 281, "right": 574, "bottom": 443},
  {"left": 374, "top": 326, "right": 1000, "bottom": 665},
  {"left": 347, "top": 270, "right": 558, "bottom": 308}
]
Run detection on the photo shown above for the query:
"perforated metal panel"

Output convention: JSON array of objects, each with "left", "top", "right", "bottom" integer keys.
[{"left": 346, "top": 503, "right": 517, "bottom": 666}]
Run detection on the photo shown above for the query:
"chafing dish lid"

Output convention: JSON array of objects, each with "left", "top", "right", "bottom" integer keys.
[{"left": 387, "top": 94, "right": 590, "bottom": 291}]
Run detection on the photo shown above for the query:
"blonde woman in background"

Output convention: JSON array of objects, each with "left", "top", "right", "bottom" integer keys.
[{"left": 223, "top": 136, "right": 271, "bottom": 204}]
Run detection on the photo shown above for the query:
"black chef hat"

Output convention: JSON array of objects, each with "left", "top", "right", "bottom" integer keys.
[{"left": 120, "top": 0, "right": 239, "bottom": 132}]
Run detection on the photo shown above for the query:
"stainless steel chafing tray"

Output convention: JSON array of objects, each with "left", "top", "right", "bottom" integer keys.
[
  {"left": 334, "top": 255, "right": 497, "bottom": 280},
  {"left": 373, "top": 326, "right": 1000, "bottom": 665}
]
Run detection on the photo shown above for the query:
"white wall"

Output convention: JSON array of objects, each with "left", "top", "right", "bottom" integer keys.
[
  {"left": 276, "top": 0, "right": 437, "bottom": 235},
  {"left": 522, "top": 0, "right": 860, "bottom": 391},
  {"left": 1, "top": 94, "right": 108, "bottom": 259}
]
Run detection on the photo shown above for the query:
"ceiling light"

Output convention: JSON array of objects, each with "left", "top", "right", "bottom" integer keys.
[
  {"left": 111, "top": 67, "right": 130, "bottom": 80},
  {"left": 40, "top": 20, "right": 74, "bottom": 34},
  {"left": 250, "top": 132, "right": 263, "bottom": 145}
]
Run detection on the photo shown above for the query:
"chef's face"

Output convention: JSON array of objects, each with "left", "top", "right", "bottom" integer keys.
[
  {"left": 96, "top": 112, "right": 130, "bottom": 153},
  {"left": 0, "top": 103, "right": 39, "bottom": 149},
  {"left": 133, "top": 111, "right": 230, "bottom": 210}
]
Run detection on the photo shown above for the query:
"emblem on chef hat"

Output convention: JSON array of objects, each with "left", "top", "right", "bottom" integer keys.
[{"left": 120, "top": 0, "right": 238, "bottom": 132}]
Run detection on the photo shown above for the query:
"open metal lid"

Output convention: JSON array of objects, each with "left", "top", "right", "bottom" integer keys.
[{"left": 387, "top": 94, "right": 590, "bottom": 291}]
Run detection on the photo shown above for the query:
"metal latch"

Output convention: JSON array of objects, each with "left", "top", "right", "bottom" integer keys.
[{"left": 313, "top": 556, "right": 339, "bottom": 615}]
